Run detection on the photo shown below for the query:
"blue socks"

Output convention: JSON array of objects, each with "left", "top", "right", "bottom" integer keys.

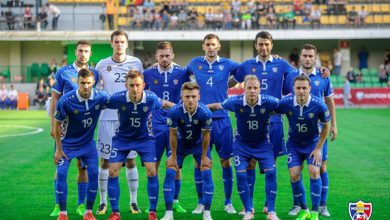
[
  {"left": 310, "top": 178, "right": 322, "bottom": 211},
  {"left": 291, "top": 178, "right": 307, "bottom": 209},
  {"left": 320, "top": 172, "right": 328, "bottom": 206},
  {"left": 54, "top": 179, "right": 59, "bottom": 204},
  {"left": 246, "top": 169, "right": 256, "bottom": 208},
  {"left": 291, "top": 177, "right": 303, "bottom": 206},
  {"left": 194, "top": 167, "right": 203, "bottom": 204},
  {"left": 163, "top": 168, "right": 176, "bottom": 210},
  {"left": 222, "top": 166, "right": 233, "bottom": 205},
  {"left": 77, "top": 182, "right": 87, "bottom": 205},
  {"left": 147, "top": 175, "right": 159, "bottom": 212},
  {"left": 174, "top": 179, "right": 181, "bottom": 200},
  {"left": 265, "top": 170, "right": 277, "bottom": 212},
  {"left": 236, "top": 171, "right": 251, "bottom": 212},
  {"left": 85, "top": 165, "right": 98, "bottom": 210},
  {"left": 202, "top": 169, "right": 214, "bottom": 211},
  {"left": 108, "top": 176, "right": 120, "bottom": 213}
]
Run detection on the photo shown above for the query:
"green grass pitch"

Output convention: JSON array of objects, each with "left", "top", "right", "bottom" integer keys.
[{"left": 0, "top": 109, "right": 389, "bottom": 219}]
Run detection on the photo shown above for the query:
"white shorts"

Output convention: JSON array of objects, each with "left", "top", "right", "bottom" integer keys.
[{"left": 97, "top": 120, "right": 137, "bottom": 160}]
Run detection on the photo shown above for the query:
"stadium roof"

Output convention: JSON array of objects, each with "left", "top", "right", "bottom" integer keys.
[{"left": 0, "top": 29, "right": 389, "bottom": 41}]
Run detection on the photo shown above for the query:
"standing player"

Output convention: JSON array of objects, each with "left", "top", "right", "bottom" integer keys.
[
  {"left": 105, "top": 70, "right": 173, "bottom": 220},
  {"left": 50, "top": 40, "right": 98, "bottom": 217},
  {"left": 208, "top": 75, "right": 281, "bottom": 220},
  {"left": 161, "top": 82, "right": 214, "bottom": 220},
  {"left": 186, "top": 33, "right": 238, "bottom": 214},
  {"left": 53, "top": 69, "right": 109, "bottom": 220},
  {"left": 95, "top": 30, "right": 143, "bottom": 215},
  {"left": 275, "top": 74, "right": 330, "bottom": 220},
  {"left": 284, "top": 44, "right": 337, "bottom": 217},
  {"left": 143, "top": 41, "right": 190, "bottom": 213}
]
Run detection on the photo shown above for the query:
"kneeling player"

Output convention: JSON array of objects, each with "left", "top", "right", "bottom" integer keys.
[
  {"left": 275, "top": 75, "right": 330, "bottom": 220},
  {"left": 53, "top": 69, "right": 109, "bottom": 220},
  {"left": 161, "top": 82, "right": 214, "bottom": 220},
  {"left": 208, "top": 75, "right": 280, "bottom": 220}
]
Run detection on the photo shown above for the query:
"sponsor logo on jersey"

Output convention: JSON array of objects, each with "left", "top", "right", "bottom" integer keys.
[
  {"left": 314, "top": 80, "right": 320, "bottom": 86},
  {"left": 308, "top": 113, "right": 314, "bottom": 119},
  {"left": 107, "top": 66, "right": 112, "bottom": 71},
  {"left": 219, "top": 65, "right": 224, "bottom": 71},
  {"left": 272, "top": 67, "right": 278, "bottom": 73},
  {"left": 349, "top": 200, "right": 372, "bottom": 220},
  {"left": 173, "top": 79, "right": 179, "bottom": 85}
]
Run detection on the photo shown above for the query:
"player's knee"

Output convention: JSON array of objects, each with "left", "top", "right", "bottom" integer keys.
[
  {"left": 146, "top": 164, "right": 157, "bottom": 176},
  {"left": 175, "top": 169, "right": 182, "bottom": 180},
  {"left": 289, "top": 170, "right": 301, "bottom": 183},
  {"left": 320, "top": 161, "right": 327, "bottom": 173},
  {"left": 220, "top": 158, "right": 231, "bottom": 167},
  {"left": 308, "top": 166, "right": 320, "bottom": 179},
  {"left": 56, "top": 168, "right": 68, "bottom": 182},
  {"left": 100, "top": 158, "right": 110, "bottom": 169},
  {"left": 126, "top": 158, "right": 136, "bottom": 168},
  {"left": 109, "top": 166, "right": 120, "bottom": 177}
]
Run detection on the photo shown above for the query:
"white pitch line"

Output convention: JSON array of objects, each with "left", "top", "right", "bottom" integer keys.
[{"left": 0, "top": 125, "right": 44, "bottom": 138}]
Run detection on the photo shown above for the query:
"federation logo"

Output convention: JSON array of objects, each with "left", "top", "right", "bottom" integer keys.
[
  {"left": 107, "top": 65, "right": 112, "bottom": 72},
  {"left": 205, "top": 119, "right": 212, "bottom": 126},
  {"left": 260, "top": 108, "right": 266, "bottom": 114},
  {"left": 180, "top": 120, "right": 185, "bottom": 124},
  {"left": 314, "top": 80, "right": 320, "bottom": 86},
  {"left": 218, "top": 65, "right": 224, "bottom": 71},
  {"left": 252, "top": 68, "right": 256, "bottom": 73},
  {"left": 95, "top": 105, "right": 100, "bottom": 110},
  {"left": 198, "top": 65, "right": 203, "bottom": 70},
  {"left": 143, "top": 106, "right": 149, "bottom": 112},
  {"left": 308, "top": 113, "right": 314, "bottom": 119},
  {"left": 173, "top": 79, "right": 179, "bottom": 85},
  {"left": 193, "top": 119, "right": 199, "bottom": 125},
  {"left": 154, "top": 79, "right": 158, "bottom": 84},
  {"left": 167, "top": 118, "right": 172, "bottom": 126},
  {"left": 288, "top": 111, "right": 293, "bottom": 116},
  {"left": 348, "top": 200, "right": 372, "bottom": 220},
  {"left": 71, "top": 77, "right": 76, "bottom": 82},
  {"left": 325, "top": 110, "right": 330, "bottom": 117},
  {"left": 239, "top": 108, "right": 244, "bottom": 113},
  {"left": 272, "top": 67, "right": 278, "bottom": 73}
]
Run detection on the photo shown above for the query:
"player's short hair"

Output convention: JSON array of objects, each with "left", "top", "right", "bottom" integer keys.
[
  {"left": 255, "top": 31, "right": 273, "bottom": 43},
  {"left": 203, "top": 33, "right": 220, "bottom": 43},
  {"left": 156, "top": 41, "right": 173, "bottom": 51},
  {"left": 181, "top": 82, "right": 200, "bottom": 92},
  {"left": 301, "top": 44, "right": 317, "bottom": 54},
  {"left": 78, "top": 68, "right": 94, "bottom": 79},
  {"left": 111, "top": 30, "right": 129, "bottom": 41},
  {"left": 76, "top": 40, "right": 91, "bottom": 48},
  {"left": 293, "top": 74, "right": 311, "bottom": 86},
  {"left": 126, "top": 69, "right": 144, "bottom": 81},
  {"left": 243, "top": 75, "right": 260, "bottom": 87}
]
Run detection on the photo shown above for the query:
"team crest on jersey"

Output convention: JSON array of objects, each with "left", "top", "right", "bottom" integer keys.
[
  {"left": 143, "top": 106, "right": 149, "bottom": 112},
  {"left": 288, "top": 111, "right": 293, "bottom": 116},
  {"left": 314, "top": 80, "right": 320, "bottom": 86},
  {"left": 107, "top": 65, "right": 112, "bottom": 72},
  {"left": 218, "top": 65, "right": 224, "bottom": 71},
  {"left": 239, "top": 108, "right": 244, "bottom": 113},
  {"left": 198, "top": 65, "right": 203, "bottom": 70},
  {"left": 260, "top": 108, "right": 266, "bottom": 114},
  {"left": 325, "top": 110, "right": 330, "bottom": 117},
  {"left": 205, "top": 119, "right": 212, "bottom": 126},
  {"left": 348, "top": 200, "right": 372, "bottom": 220},
  {"left": 252, "top": 68, "right": 256, "bottom": 73},
  {"left": 173, "top": 79, "right": 179, "bottom": 85},
  {"left": 74, "top": 109, "right": 79, "bottom": 115},
  {"left": 121, "top": 105, "right": 126, "bottom": 111},
  {"left": 95, "top": 105, "right": 100, "bottom": 110},
  {"left": 272, "top": 67, "right": 278, "bottom": 73},
  {"left": 71, "top": 77, "right": 77, "bottom": 82},
  {"left": 193, "top": 119, "right": 199, "bottom": 125},
  {"left": 308, "top": 113, "right": 314, "bottom": 119},
  {"left": 154, "top": 79, "right": 158, "bottom": 84},
  {"left": 180, "top": 120, "right": 185, "bottom": 124},
  {"left": 167, "top": 118, "right": 172, "bottom": 126}
]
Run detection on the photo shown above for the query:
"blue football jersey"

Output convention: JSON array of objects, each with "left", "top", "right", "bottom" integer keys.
[
  {"left": 52, "top": 63, "right": 99, "bottom": 95},
  {"left": 144, "top": 63, "right": 190, "bottom": 131},
  {"left": 167, "top": 102, "right": 213, "bottom": 147},
  {"left": 106, "top": 90, "right": 162, "bottom": 142},
  {"left": 222, "top": 94, "right": 279, "bottom": 144},
  {"left": 284, "top": 68, "right": 334, "bottom": 99},
  {"left": 275, "top": 95, "right": 331, "bottom": 148},
  {"left": 234, "top": 56, "right": 295, "bottom": 122},
  {"left": 55, "top": 89, "right": 109, "bottom": 148},
  {"left": 186, "top": 56, "right": 239, "bottom": 118}
]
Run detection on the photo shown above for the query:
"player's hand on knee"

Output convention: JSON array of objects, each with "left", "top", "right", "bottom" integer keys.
[
  {"left": 166, "top": 157, "right": 178, "bottom": 171},
  {"left": 200, "top": 156, "right": 212, "bottom": 171},
  {"left": 54, "top": 150, "right": 68, "bottom": 165},
  {"left": 310, "top": 148, "right": 322, "bottom": 166}
]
